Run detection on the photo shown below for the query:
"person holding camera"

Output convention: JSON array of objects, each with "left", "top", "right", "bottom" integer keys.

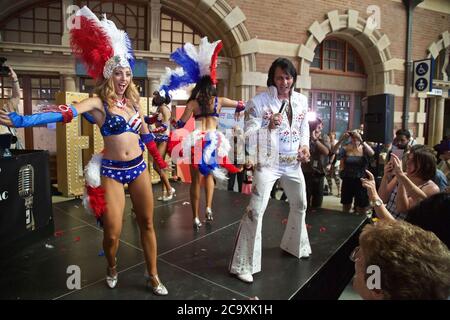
[
  {"left": 325, "top": 131, "right": 341, "bottom": 196},
  {"left": 378, "top": 145, "right": 440, "bottom": 219},
  {"left": 302, "top": 117, "right": 330, "bottom": 209},
  {"left": 387, "top": 129, "right": 411, "bottom": 171},
  {"left": 331, "top": 130, "right": 374, "bottom": 214},
  {"left": 0, "top": 65, "right": 24, "bottom": 149}
]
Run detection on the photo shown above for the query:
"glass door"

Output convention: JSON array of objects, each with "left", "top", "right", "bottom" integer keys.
[
  {"left": 335, "top": 93, "right": 351, "bottom": 138},
  {"left": 310, "top": 90, "right": 360, "bottom": 139},
  {"left": 314, "top": 92, "right": 332, "bottom": 135}
]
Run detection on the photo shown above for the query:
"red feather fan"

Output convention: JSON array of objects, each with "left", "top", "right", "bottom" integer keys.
[
  {"left": 209, "top": 41, "right": 223, "bottom": 84},
  {"left": 86, "top": 185, "right": 106, "bottom": 220},
  {"left": 70, "top": 16, "right": 113, "bottom": 80},
  {"left": 166, "top": 132, "right": 181, "bottom": 157}
]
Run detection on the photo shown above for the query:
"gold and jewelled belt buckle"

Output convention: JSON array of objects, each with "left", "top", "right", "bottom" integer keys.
[{"left": 278, "top": 153, "right": 298, "bottom": 164}]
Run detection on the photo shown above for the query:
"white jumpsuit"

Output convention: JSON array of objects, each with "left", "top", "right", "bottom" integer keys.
[{"left": 229, "top": 86, "right": 312, "bottom": 276}]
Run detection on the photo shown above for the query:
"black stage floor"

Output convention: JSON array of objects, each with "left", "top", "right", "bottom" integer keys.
[{"left": 0, "top": 183, "right": 367, "bottom": 300}]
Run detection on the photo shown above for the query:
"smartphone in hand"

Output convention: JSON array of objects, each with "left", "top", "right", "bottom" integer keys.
[{"left": 391, "top": 146, "right": 404, "bottom": 160}]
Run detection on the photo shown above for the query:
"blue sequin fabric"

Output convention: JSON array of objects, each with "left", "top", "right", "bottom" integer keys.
[
  {"left": 101, "top": 154, "right": 147, "bottom": 185},
  {"left": 100, "top": 103, "right": 142, "bottom": 136}
]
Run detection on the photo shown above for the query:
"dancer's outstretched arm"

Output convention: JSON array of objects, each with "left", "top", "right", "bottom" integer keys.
[
  {"left": 218, "top": 97, "right": 245, "bottom": 121},
  {"left": 0, "top": 97, "right": 103, "bottom": 128},
  {"left": 170, "top": 102, "right": 194, "bottom": 129}
]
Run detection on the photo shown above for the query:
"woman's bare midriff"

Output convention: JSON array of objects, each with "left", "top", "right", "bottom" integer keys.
[{"left": 103, "top": 133, "right": 142, "bottom": 161}]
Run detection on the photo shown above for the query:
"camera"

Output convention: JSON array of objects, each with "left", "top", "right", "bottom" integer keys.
[
  {"left": 0, "top": 133, "right": 13, "bottom": 158},
  {"left": 0, "top": 133, "right": 12, "bottom": 149},
  {"left": 0, "top": 57, "right": 10, "bottom": 77}
]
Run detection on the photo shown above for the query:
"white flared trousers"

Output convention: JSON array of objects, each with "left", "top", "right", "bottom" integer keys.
[{"left": 229, "top": 163, "right": 312, "bottom": 276}]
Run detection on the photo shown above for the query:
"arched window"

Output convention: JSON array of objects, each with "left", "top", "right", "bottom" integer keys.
[
  {"left": 311, "top": 38, "right": 366, "bottom": 75},
  {"left": 0, "top": 1, "right": 62, "bottom": 45},
  {"left": 160, "top": 12, "right": 203, "bottom": 53},
  {"left": 79, "top": 1, "right": 147, "bottom": 50}
]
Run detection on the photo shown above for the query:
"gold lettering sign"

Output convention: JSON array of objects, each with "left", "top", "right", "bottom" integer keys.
[
  {"left": 81, "top": 117, "right": 104, "bottom": 166},
  {"left": 56, "top": 92, "right": 89, "bottom": 197}
]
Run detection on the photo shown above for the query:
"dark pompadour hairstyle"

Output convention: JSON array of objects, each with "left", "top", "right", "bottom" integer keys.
[{"left": 267, "top": 58, "right": 297, "bottom": 89}]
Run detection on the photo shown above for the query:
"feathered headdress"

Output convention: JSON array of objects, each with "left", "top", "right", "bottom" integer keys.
[
  {"left": 69, "top": 6, "right": 135, "bottom": 80},
  {"left": 159, "top": 37, "right": 223, "bottom": 97}
]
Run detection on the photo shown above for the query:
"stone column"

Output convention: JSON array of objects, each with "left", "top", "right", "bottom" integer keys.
[
  {"left": 61, "top": 0, "right": 75, "bottom": 46},
  {"left": 222, "top": 81, "right": 228, "bottom": 98},
  {"left": 148, "top": 77, "right": 159, "bottom": 113},
  {"left": 63, "top": 74, "right": 77, "bottom": 92},
  {"left": 441, "top": 48, "right": 449, "bottom": 82},
  {"left": 427, "top": 98, "right": 437, "bottom": 145},
  {"left": 416, "top": 96, "right": 426, "bottom": 145},
  {"left": 433, "top": 97, "right": 445, "bottom": 146},
  {"left": 149, "top": 0, "right": 162, "bottom": 53},
  {"left": 149, "top": 78, "right": 159, "bottom": 96}
]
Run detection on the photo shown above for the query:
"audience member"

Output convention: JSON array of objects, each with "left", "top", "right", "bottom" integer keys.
[
  {"left": 379, "top": 145, "right": 439, "bottom": 218},
  {"left": 351, "top": 220, "right": 450, "bottom": 300}
]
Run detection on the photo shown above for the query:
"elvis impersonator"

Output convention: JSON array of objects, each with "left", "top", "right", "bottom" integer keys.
[{"left": 229, "top": 58, "right": 312, "bottom": 283}]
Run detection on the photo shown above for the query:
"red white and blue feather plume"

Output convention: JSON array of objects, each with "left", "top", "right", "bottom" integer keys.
[
  {"left": 159, "top": 37, "right": 223, "bottom": 97},
  {"left": 70, "top": 6, "right": 135, "bottom": 80}
]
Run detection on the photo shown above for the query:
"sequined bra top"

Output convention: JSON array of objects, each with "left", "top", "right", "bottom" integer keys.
[
  {"left": 193, "top": 96, "right": 219, "bottom": 119},
  {"left": 100, "top": 102, "right": 142, "bottom": 137}
]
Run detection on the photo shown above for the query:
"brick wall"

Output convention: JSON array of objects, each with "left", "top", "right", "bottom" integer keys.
[
  {"left": 228, "top": 0, "right": 449, "bottom": 136},
  {"left": 412, "top": 7, "right": 450, "bottom": 60},
  {"left": 255, "top": 55, "right": 299, "bottom": 74},
  {"left": 231, "top": 0, "right": 447, "bottom": 62}
]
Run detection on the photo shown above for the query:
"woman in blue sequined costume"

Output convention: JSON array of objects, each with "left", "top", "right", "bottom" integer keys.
[{"left": 0, "top": 7, "right": 168, "bottom": 295}]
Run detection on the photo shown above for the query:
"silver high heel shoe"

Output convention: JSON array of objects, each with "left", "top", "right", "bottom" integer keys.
[
  {"left": 193, "top": 217, "right": 202, "bottom": 229},
  {"left": 205, "top": 207, "right": 213, "bottom": 221},
  {"left": 106, "top": 264, "right": 118, "bottom": 289},
  {"left": 147, "top": 274, "right": 168, "bottom": 296},
  {"left": 157, "top": 191, "right": 166, "bottom": 201},
  {"left": 163, "top": 187, "right": 176, "bottom": 201}
]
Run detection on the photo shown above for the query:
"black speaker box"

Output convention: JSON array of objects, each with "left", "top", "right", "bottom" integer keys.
[
  {"left": 364, "top": 94, "right": 394, "bottom": 144},
  {"left": 0, "top": 150, "right": 54, "bottom": 258}
]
